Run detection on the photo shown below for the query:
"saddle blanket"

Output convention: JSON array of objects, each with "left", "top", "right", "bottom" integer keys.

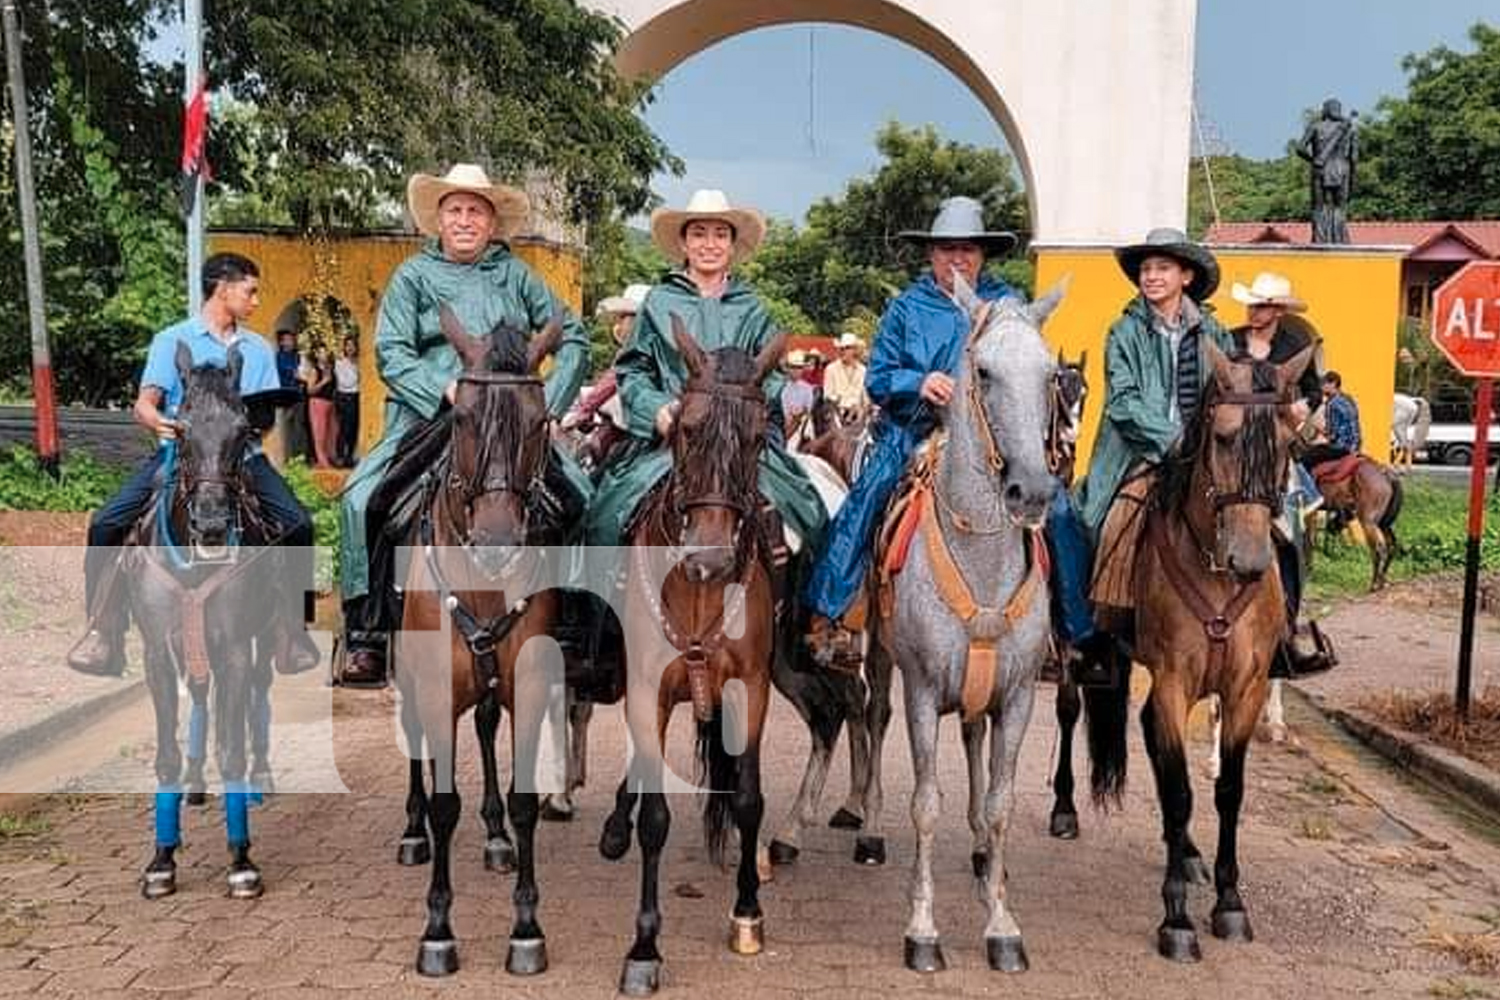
[
  {"left": 788, "top": 451, "right": 848, "bottom": 554},
  {"left": 1311, "top": 453, "right": 1363, "bottom": 486}
]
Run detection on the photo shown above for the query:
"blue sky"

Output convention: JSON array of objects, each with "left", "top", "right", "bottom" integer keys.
[{"left": 643, "top": 1, "right": 1498, "bottom": 221}]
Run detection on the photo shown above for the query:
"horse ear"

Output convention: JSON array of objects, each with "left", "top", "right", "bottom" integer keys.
[
  {"left": 755, "top": 331, "right": 789, "bottom": 385},
  {"left": 175, "top": 340, "right": 194, "bottom": 383},
  {"left": 526, "top": 314, "right": 565, "bottom": 375},
  {"left": 670, "top": 313, "right": 708, "bottom": 378},
  {"left": 951, "top": 271, "right": 983, "bottom": 319},
  {"left": 1202, "top": 337, "right": 1234, "bottom": 386},
  {"left": 1029, "top": 276, "right": 1069, "bottom": 327},
  {"left": 438, "top": 303, "right": 486, "bottom": 370},
  {"left": 225, "top": 344, "right": 243, "bottom": 391},
  {"left": 1279, "top": 344, "right": 1317, "bottom": 395}
]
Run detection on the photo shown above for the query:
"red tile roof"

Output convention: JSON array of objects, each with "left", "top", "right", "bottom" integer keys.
[{"left": 1204, "top": 220, "right": 1500, "bottom": 258}]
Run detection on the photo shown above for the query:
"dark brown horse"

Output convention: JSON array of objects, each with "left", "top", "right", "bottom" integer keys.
[
  {"left": 1310, "top": 456, "right": 1402, "bottom": 590},
  {"left": 394, "top": 307, "right": 566, "bottom": 978},
  {"left": 597, "top": 317, "right": 783, "bottom": 996},
  {"left": 1085, "top": 341, "right": 1314, "bottom": 963}
]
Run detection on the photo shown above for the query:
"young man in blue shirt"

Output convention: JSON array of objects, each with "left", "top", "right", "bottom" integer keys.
[{"left": 67, "top": 253, "right": 320, "bottom": 676}]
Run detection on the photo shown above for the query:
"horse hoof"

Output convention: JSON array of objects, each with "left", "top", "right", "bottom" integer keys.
[
  {"left": 540, "top": 796, "right": 575, "bottom": 823},
  {"left": 484, "top": 838, "right": 517, "bottom": 874},
  {"left": 397, "top": 836, "right": 430, "bottom": 867},
  {"left": 505, "top": 937, "right": 548, "bottom": 975},
  {"left": 250, "top": 770, "right": 274, "bottom": 796},
  {"left": 768, "top": 839, "right": 800, "bottom": 866},
  {"left": 854, "top": 836, "right": 886, "bottom": 866},
  {"left": 1049, "top": 809, "right": 1080, "bottom": 840},
  {"left": 600, "top": 816, "right": 633, "bottom": 861},
  {"left": 619, "top": 957, "right": 662, "bottom": 996},
  {"left": 728, "top": 915, "right": 764, "bottom": 956},
  {"left": 141, "top": 868, "right": 176, "bottom": 900},
  {"left": 416, "top": 939, "right": 460, "bottom": 977},
  {"left": 1211, "top": 907, "right": 1255, "bottom": 943},
  {"left": 186, "top": 790, "right": 208, "bottom": 807},
  {"left": 986, "top": 935, "right": 1029, "bottom": 973},
  {"left": 828, "top": 807, "right": 864, "bottom": 830},
  {"left": 1184, "top": 857, "right": 1212, "bottom": 886},
  {"left": 227, "top": 865, "right": 263, "bottom": 900},
  {"left": 971, "top": 851, "right": 988, "bottom": 879},
  {"left": 1157, "top": 925, "right": 1202, "bottom": 963},
  {"left": 903, "top": 937, "right": 946, "bottom": 973}
]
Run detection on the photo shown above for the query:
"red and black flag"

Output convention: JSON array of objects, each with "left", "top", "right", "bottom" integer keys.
[{"left": 180, "top": 78, "right": 209, "bottom": 216}]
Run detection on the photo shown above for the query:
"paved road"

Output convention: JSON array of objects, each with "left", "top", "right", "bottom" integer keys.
[{"left": 2, "top": 672, "right": 1498, "bottom": 999}]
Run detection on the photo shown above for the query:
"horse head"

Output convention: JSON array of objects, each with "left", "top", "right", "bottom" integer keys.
[
  {"left": 669, "top": 313, "right": 784, "bottom": 583},
  {"left": 1184, "top": 340, "right": 1314, "bottom": 579},
  {"left": 174, "top": 340, "right": 250, "bottom": 558},
  {"left": 952, "top": 275, "right": 1066, "bottom": 528},
  {"left": 438, "top": 304, "right": 561, "bottom": 568}
]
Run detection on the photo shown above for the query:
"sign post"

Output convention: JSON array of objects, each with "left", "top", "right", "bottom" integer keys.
[{"left": 1431, "top": 261, "right": 1500, "bottom": 721}]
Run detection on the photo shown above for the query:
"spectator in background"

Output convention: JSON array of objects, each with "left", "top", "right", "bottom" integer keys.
[
  {"left": 1303, "top": 370, "right": 1361, "bottom": 468},
  {"left": 306, "top": 346, "right": 337, "bottom": 468},
  {"left": 334, "top": 335, "right": 360, "bottom": 467},
  {"left": 273, "top": 329, "right": 309, "bottom": 464},
  {"left": 781, "top": 349, "right": 816, "bottom": 437},
  {"left": 822, "top": 332, "right": 869, "bottom": 419}
]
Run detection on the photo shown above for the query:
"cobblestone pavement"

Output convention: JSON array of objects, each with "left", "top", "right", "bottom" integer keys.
[{"left": 2, "top": 672, "right": 1499, "bottom": 1000}]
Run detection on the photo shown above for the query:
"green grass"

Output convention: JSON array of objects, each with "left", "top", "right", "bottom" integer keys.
[
  {"left": 1305, "top": 478, "right": 1484, "bottom": 607},
  {"left": 0, "top": 814, "right": 50, "bottom": 840},
  {"left": 0, "top": 445, "right": 128, "bottom": 512}
]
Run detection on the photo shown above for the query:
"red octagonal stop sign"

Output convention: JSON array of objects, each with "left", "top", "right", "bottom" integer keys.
[{"left": 1433, "top": 261, "right": 1500, "bottom": 377}]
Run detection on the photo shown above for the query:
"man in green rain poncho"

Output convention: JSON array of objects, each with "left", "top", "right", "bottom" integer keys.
[
  {"left": 336, "top": 164, "right": 590, "bottom": 688},
  {"left": 585, "top": 188, "right": 828, "bottom": 564}
]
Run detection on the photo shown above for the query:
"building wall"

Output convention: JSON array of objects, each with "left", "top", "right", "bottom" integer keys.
[
  {"left": 208, "top": 231, "right": 583, "bottom": 460},
  {"left": 1034, "top": 246, "right": 1405, "bottom": 467}
]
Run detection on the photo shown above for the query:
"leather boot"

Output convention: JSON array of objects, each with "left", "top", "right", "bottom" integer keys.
[{"left": 68, "top": 559, "right": 126, "bottom": 677}]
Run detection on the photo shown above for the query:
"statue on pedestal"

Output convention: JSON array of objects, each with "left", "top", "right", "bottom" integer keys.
[{"left": 1296, "top": 98, "right": 1358, "bottom": 245}]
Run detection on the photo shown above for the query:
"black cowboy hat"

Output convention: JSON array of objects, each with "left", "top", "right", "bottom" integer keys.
[{"left": 1114, "top": 227, "right": 1221, "bottom": 302}]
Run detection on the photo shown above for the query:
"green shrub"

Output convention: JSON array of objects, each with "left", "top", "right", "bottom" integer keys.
[
  {"left": 280, "top": 456, "right": 342, "bottom": 590},
  {"left": 0, "top": 446, "right": 128, "bottom": 512}
]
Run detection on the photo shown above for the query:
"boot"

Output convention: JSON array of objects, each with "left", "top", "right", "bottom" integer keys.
[
  {"left": 339, "top": 640, "right": 387, "bottom": 688},
  {"left": 67, "top": 558, "right": 126, "bottom": 677},
  {"left": 276, "top": 626, "right": 322, "bottom": 675}
]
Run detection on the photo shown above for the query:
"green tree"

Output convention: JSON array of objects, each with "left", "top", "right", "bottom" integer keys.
[{"left": 1187, "top": 154, "right": 1307, "bottom": 237}]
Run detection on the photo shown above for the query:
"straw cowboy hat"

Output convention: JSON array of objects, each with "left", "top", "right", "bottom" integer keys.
[
  {"left": 897, "top": 196, "right": 1017, "bottom": 255},
  {"left": 784, "top": 349, "right": 809, "bottom": 368},
  {"left": 407, "top": 163, "right": 530, "bottom": 239},
  {"left": 835, "top": 333, "right": 863, "bottom": 349},
  {"left": 650, "top": 189, "right": 767, "bottom": 265},
  {"left": 1115, "top": 227, "right": 1221, "bottom": 301},
  {"left": 598, "top": 283, "right": 651, "bottom": 316},
  {"left": 1231, "top": 271, "right": 1308, "bottom": 313}
]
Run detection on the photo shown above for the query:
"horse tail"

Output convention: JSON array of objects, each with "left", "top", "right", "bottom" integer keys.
[
  {"left": 697, "top": 711, "right": 737, "bottom": 867},
  {"left": 1380, "top": 470, "right": 1404, "bottom": 548},
  {"left": 1082, "top": 662, "right": 1130, "bottom": 808}
]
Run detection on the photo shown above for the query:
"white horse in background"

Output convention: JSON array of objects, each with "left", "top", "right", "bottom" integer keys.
[{"left": 1390, "top": 393, "right": 1431, "bottom": 473}]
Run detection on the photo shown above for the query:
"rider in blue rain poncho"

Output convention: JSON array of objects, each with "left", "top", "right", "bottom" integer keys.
[{"left": 802, "top": 197, "right": 1097, "bottom": 664}]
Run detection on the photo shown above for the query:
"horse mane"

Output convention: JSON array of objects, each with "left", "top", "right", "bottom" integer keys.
[
  {"left": 1158, "top": 358, "right": 1281, "bottom": 515},
  {"left": 455, "top": 320, "right": 543, "bottom": 489},
  {"left": 484, "top": 320, "right": 530, "bottom": 376},
  {"left": 670, "top": 346, "right": 765, "bottom": 514},
  {"left": 183, "top": 363, "right": 242, "bottom": 415}
]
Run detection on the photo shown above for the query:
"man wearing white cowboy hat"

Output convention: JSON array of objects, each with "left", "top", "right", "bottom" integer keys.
[
  {"left": 804, "top": 195, "right": 1069, "bottom": 653},
  {"left": 336, "top": 163, "right": 590, "bottom": 687},
  {"left": 561, "top": 283, "right": 652, "bottom": 464},
  {"left": 1074, "top": 227, "right": 1232, "bottom": 642},
  {"left": 823, "top": 332, "right": 870, "bottom": 418},
  {"left": 584, "top": 189, "right": 826, "bottom": 551}
]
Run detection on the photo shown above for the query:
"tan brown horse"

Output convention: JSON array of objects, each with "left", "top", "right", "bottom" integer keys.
[
  {"left": 597, "top": 317, "right": 784, "bottom": 996},
  {"left": 1310, "top": 456, "right": 1403, "bottom": 590},
  {"left": 394, "top": 307, "right": 568, "bottom": 979},
  {"left": 1085, "top": 341, "right": 1314, "bottom": 963}
]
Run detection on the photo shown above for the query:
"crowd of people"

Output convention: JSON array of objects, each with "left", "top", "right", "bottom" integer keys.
[{"left": 273, "top": 330, "right": 361, "bottom": 469}]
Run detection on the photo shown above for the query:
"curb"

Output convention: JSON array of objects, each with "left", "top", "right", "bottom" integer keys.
[
  {"left": 1304, "top": 691, "right": 1500, "bottom": 819},
  {"left": 0, "top": 679, "right": 146, "bottom": 776}
]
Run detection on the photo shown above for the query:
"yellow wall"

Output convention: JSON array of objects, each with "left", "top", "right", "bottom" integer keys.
[
  {"left": 1034, "top": 245, "right": 1405, "bottom": 465},
  {"left": 208, "top": 231, "right": 582, "bottom": 460}
]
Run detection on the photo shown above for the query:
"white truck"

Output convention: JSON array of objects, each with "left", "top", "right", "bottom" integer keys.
[{"left": 1422, "top": 422, "right": 1500, "bottom": 466}]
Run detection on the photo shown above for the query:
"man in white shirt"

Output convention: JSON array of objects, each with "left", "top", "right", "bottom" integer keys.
[{"left": 822, "top": 332, "right": 869, "bottom": 419}]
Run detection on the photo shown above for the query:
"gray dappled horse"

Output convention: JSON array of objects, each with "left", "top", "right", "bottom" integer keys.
[{"left": 885, "top": 281, "right": 1064, "bottom": 974}]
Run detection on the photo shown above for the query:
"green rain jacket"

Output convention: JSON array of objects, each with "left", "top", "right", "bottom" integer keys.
[
  {"left": 1074, "top": 295, "right": 1232, "bottom": 539},
  {"left": 339, "top": 240, "right": 589, "bottom": 599},
  {"left": 584, "top": 271, "right": 828, "bottom": 549}
]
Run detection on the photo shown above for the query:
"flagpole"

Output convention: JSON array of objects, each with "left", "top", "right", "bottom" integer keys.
[
  {"left": 3, "top": 0, "right": 59, "bottom": 475},
  {"left": 185, "top": 0, "right": 204, "bottom": 313}
]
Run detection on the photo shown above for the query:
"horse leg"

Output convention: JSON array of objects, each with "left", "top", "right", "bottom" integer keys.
[
  {"left": 475, "top": 692, "right": 517, "bottom": 872},
  {"left": 902, "top": 694, "right": 945, "bottom": 972},
  {"left": 963, "top": 717, "right": 989, "bottom": 877},
  {"left": 1206, "top": 695, "right": 1223, "bottom": 780},
  {"left": 831, "top": 632, "right": 873, "bottom": 831},
  {"left": 600, "top": 774, "right": 639, "bottom": 862},
  {"left": 1142, "top": 686, "right": 1202, "bottom": 962},
  {"left": 567, "top": 697, "right": 593, "bottom": 796},
  {"left": 215, "top": 643, "right": 262, "bottom": 900},
  {"left": 144, "top": 647, "right": 183, "bottom": 900},
  {"left": 982, "top": 684, "right": 1037, "bottom": 973},
  {"left": 855, "top": 641, "right": 894, "bottom": 867},
  {"left": 1049, "top": 679, "right": 1082, "bottom": 839},
  {"left": 249, "top": 656, "right": 273, "bottom": 794},
  {"left": 415, "top": 740, "right": 462, "bottom": 977},
  {"left": 505, "top": 661, "right": 552, "bottom": 976},
  {"left": 728, "top": 746, "right": 767, "bottom": 956},
  {"left": 770, "top": 718, "right": 835, "bottom": 865},
  {"left": 1210, "top": 716, "right": 1256, "bottom": 943},
  {"left": 397, "top": 695, "right": 431, "bottom": 866},
  {"left": 184, "top": 681, "right": 209, "bottom": 806},
  {"left": 1141, "top": 697, "right": 1209, "bottom": 886},
  {"left": 620, "top": 785, "right": 670, "bottom": 996},
  {"left": 1362, "top": 514, "right": 1389, "bottom": 592},
  {"left": 1260, "top": 680, "right": 1287, "bottom": 744}
]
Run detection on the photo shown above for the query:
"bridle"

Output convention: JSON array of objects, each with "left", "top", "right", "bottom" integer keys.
[
  {"left": 441, "top": 371, "right": 549, "bottom": 544},
  {"left": 1186, "top": 387, "right": 1292, "bottom": 572},
  {"left": 661, "top": 376, "right": 766, "bottom": 566}
]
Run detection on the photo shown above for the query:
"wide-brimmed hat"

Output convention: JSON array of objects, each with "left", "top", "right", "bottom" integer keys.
[
  {"left": 598, "top": 283, "right": 651, "bottom": 317},
  {"left": 407, "top": 163, "right": 530, "bottom": 239},
  {"left": 835, "top": 333, "right": 863, "bottom": 349},
  {"left": 1115, "top": 227, "right": 1220, "bottom": 301},
  {"left": 1231, "top": 271, "right": 1307, "bottom": 313},
  {"left": 897, "top": 196, "right": 1017, "bottom": 255},
  {"left": 650, "top": 189, "right": 766, "bottom": 265},
  {"left": 784, "top": 349, "right": 808, "bottom": 368}
]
